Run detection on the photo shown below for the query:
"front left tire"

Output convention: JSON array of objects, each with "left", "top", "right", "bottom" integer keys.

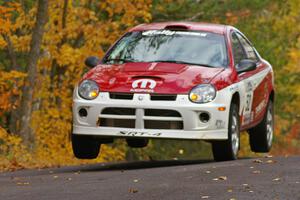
[
  {"left": 72, "top": 134, "right": 101, "bottom": 159},
  {"left": 212, "top": 103, "right": 240, "bottom": 161}
]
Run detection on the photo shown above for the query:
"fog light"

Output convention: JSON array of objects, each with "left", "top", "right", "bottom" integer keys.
[
  {"left": 79, "top": 108, "right": 88, "bottom": 117},
  {"left": 199, "top": 112, "right": 210, "bottom": 123}
]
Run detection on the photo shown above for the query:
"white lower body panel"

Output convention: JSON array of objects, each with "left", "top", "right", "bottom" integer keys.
[
  {"left": 73, "top": 90, "right": 233, "bottom": 141},
  {"left": 73, "top": 125, "right": 227, "bottom": 140}
]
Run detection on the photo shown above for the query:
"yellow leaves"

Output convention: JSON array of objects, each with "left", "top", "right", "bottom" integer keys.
[
  {"left": 285, "top": 49, "right": 300, "bottom": 73},
  {"left": 128, "top": 188, "right": 139, "bottom": 193},
  {"left": 0, "top": 0, "right": 152, "bottom": 171},
  {"left": 100, "top": 0, "right": 152, "bottom": 26},
  {"left": 0, "top": 71, "right": 26, "bottom": 87},
  {"left": 0, "top": 2, "right": 22, "bottom": 34},
  {"left": 225, "top": 9, "right": 251, "bottom": 25},
  {"left": 278, "top": 24, "right": 300, "bottom": 130},
  {"left": 0, "top": 35, "right": 7, "bottom": 47},
  {"left": 0, "top": 127, "right": 33, "bottom": 171},
  {"left": 46, "top": 109, "right": 60, "bottom": 119},
  {"left": 0, "top": 128, "right": 22, "bottom": 149},
  {"left": 288, "top": 0, "right": 300, "bottom": 17},
  {"left": 10, "top": 35, "right": 31, "bottom": 52},
  {"left": 225, "top": 12, "right": 238, "bottom": 25},
  {"left": 0, "top": 70, "right": 26, "bottom": 115},
  {"left": 56, "top": 44, "right": 80, "bottom": 66}
]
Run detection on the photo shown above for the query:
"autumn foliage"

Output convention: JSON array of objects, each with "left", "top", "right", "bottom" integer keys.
[
  {"left": 0, "top": 0, "right": 299, "bottom": 171},
  {"left": 0, "top": 0, "right": 151, "bottom": 171}
]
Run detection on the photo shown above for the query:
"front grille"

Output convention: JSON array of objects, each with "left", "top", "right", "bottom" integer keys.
[
  {"left": 145, "top": 120, "right": 183, "bottom": 130},
  {"left": 99, "top": 108, "right": 183, "bottom": 130},
  {"left": 145, "top": 109, "right": 181, "bottom": 117},
  {"left": 99, "top": 118, "right": 135, "bottom": 128},
  {"left": 109, "top": 93, "right": 134, "bottom": 100},
  {"left": 150, "top": 94, "right": 177, "bottom": 101},
  {"left": 108, "top": 93, "right": 176, "bottom": 101},
  {"left": 101, "top": 108, "right": 135, "bottom": 115}
]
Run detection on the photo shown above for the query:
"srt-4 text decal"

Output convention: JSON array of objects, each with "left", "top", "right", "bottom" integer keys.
[{"left": 120, "top": 131, "right": 162, "bottom": 137}]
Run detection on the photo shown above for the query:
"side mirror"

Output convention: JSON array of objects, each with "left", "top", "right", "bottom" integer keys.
[
  {"left": 236, "top": 59, "right": 257, "bottom": 74},
  {"left": 85, "top": 56, "right": 100, "bottom": 68}
]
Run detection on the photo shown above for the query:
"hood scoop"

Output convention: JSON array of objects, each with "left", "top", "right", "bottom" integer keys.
[
  {"left": 165, "top": 24, "right": 189, "bottom": 30},
  {"left": 122, "top": 62, "right": 188, "bottom": 74}
]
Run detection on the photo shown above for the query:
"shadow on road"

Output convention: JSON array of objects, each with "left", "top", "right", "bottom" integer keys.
[
  {"left": 2, "top": 159, "right": 213, "bottom": 177},
  {"left": 78, "top": 159, "right": 213, "bottom": 172},
  {"left": 77, "top": 157, "right": 252, "bottom": 172},
  {"left": 1, "top": 158, "right": 254, "bottom": 177}
]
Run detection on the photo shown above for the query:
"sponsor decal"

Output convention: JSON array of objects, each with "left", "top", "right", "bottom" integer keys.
[
  {"left": 109, "top": 77, "right": 116, "bottom": 85},
  {"left": 142, "top": 30, "right": 207, "bottom": 37},
  {"left": 245, "top": 93, "right": 252, "bottom": 112},
  {"left": 245, "top": 81, "right": 253, "bottom": 92},
  {"left": 242, "top": 81, "right": 255, "bottom": 125},
  {"left": 148, "top": 62, "right": 157, "bottom": 70},
  {"left": 242, "top": 113, "right": 250, "bottom": 125},
  {"left": 131, "top": 79, "right": 157, "bottom": 93},
  {"left": 229, "top": 85, "right": 239, "bottom": 92},
  {"left": 215, "top": 120, "right": 225, "bottom": 129},
  {"left": 142, "top": 30, "right": 175, "bottom": 36},
  {"left": 255, "top": 99, "right": 267, "bottom": 117},
  {"left": 242, "top": 112, "right": 254, "bottom": 125},
  {"left": 120, "top": 131, "right": 162, "bottom": 137}
]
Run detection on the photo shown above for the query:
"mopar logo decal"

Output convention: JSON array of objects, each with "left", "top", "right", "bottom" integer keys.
[
  {"left": 132, "top": 79, "right": 156, "bottom": 89},
  {"left": 131, "top": 79, "right": 157, "bottom": 93}
]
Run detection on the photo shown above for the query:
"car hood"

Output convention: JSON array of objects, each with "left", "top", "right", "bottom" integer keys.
[{"left": 82, "top": 62, "right": 225, "bottom": 94}]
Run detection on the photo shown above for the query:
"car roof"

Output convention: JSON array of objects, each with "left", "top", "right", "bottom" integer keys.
[{"left": 129, "top": 22, "right": 228, "bottom": 34}]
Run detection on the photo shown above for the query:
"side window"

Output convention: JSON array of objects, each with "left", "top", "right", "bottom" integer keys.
[
  {"left": 236, "top": 33, "right": 258, "bottom": 61},
  {"left": 231, "top": 32, "right": 247, "bottom": 67}
]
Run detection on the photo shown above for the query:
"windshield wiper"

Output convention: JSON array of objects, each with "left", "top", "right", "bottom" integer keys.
[
  {"left": 104, "top": 58, "right": 137, "bottom": 64},
  {"left": 148, "top": 60, "right": 217, "bottom": 68}
]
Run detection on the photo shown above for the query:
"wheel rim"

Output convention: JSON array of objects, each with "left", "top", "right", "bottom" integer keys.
[
  {"left": 266, "top": 104, "right": 274, "bottom": 147},
  {"left": 231, "top": 112, "right": 239, "bottom": 155}
]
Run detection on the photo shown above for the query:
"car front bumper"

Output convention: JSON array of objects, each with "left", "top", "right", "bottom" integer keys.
[{"left": 73, "top": 89, "right": 231, "bottom": 140}]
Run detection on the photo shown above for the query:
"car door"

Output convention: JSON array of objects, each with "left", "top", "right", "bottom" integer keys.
[{"left": 231, "top": 31, "right": 269, "bottom": 130}]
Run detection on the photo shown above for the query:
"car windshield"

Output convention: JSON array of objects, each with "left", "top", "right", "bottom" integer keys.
[{"left": 103, "top": 30, "right": 228, "bottom": 68}]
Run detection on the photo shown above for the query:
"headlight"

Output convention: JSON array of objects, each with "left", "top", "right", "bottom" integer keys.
[
  {"left": 189, "top": 84, "right": 216, "bottom": 103},
  {"left": 78, "top": 80, "right": 99, "bottom": 100}
]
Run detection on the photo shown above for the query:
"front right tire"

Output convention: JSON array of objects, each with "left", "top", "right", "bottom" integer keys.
[
  {"left": 72, "top": 134, "right": 101, "bottom": 159},
  {"left": 126, "top": 138, "right": 149, "bottom": 148}
]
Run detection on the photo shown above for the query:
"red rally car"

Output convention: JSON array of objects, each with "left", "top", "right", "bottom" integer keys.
[{"left": 72, "top": 22, "right": 275, "bottom": 161}]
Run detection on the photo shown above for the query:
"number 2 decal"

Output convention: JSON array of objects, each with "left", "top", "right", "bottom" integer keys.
[{"left": 242, "top": 81, "right": 254, "bottom": 125}]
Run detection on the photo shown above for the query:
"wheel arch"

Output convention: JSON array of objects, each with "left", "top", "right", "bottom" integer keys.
[{"left": 231, "top": 92, "right": 240, "bottom": 112}]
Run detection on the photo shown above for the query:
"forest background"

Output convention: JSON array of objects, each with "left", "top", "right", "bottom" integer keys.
[{"left": 0, "top": 0, "right": 299, "bottom": 171}]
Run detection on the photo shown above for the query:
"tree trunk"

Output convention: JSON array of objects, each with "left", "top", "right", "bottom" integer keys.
[{"left": 19, "top": 0, "right": 49, "bottom": 145}]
